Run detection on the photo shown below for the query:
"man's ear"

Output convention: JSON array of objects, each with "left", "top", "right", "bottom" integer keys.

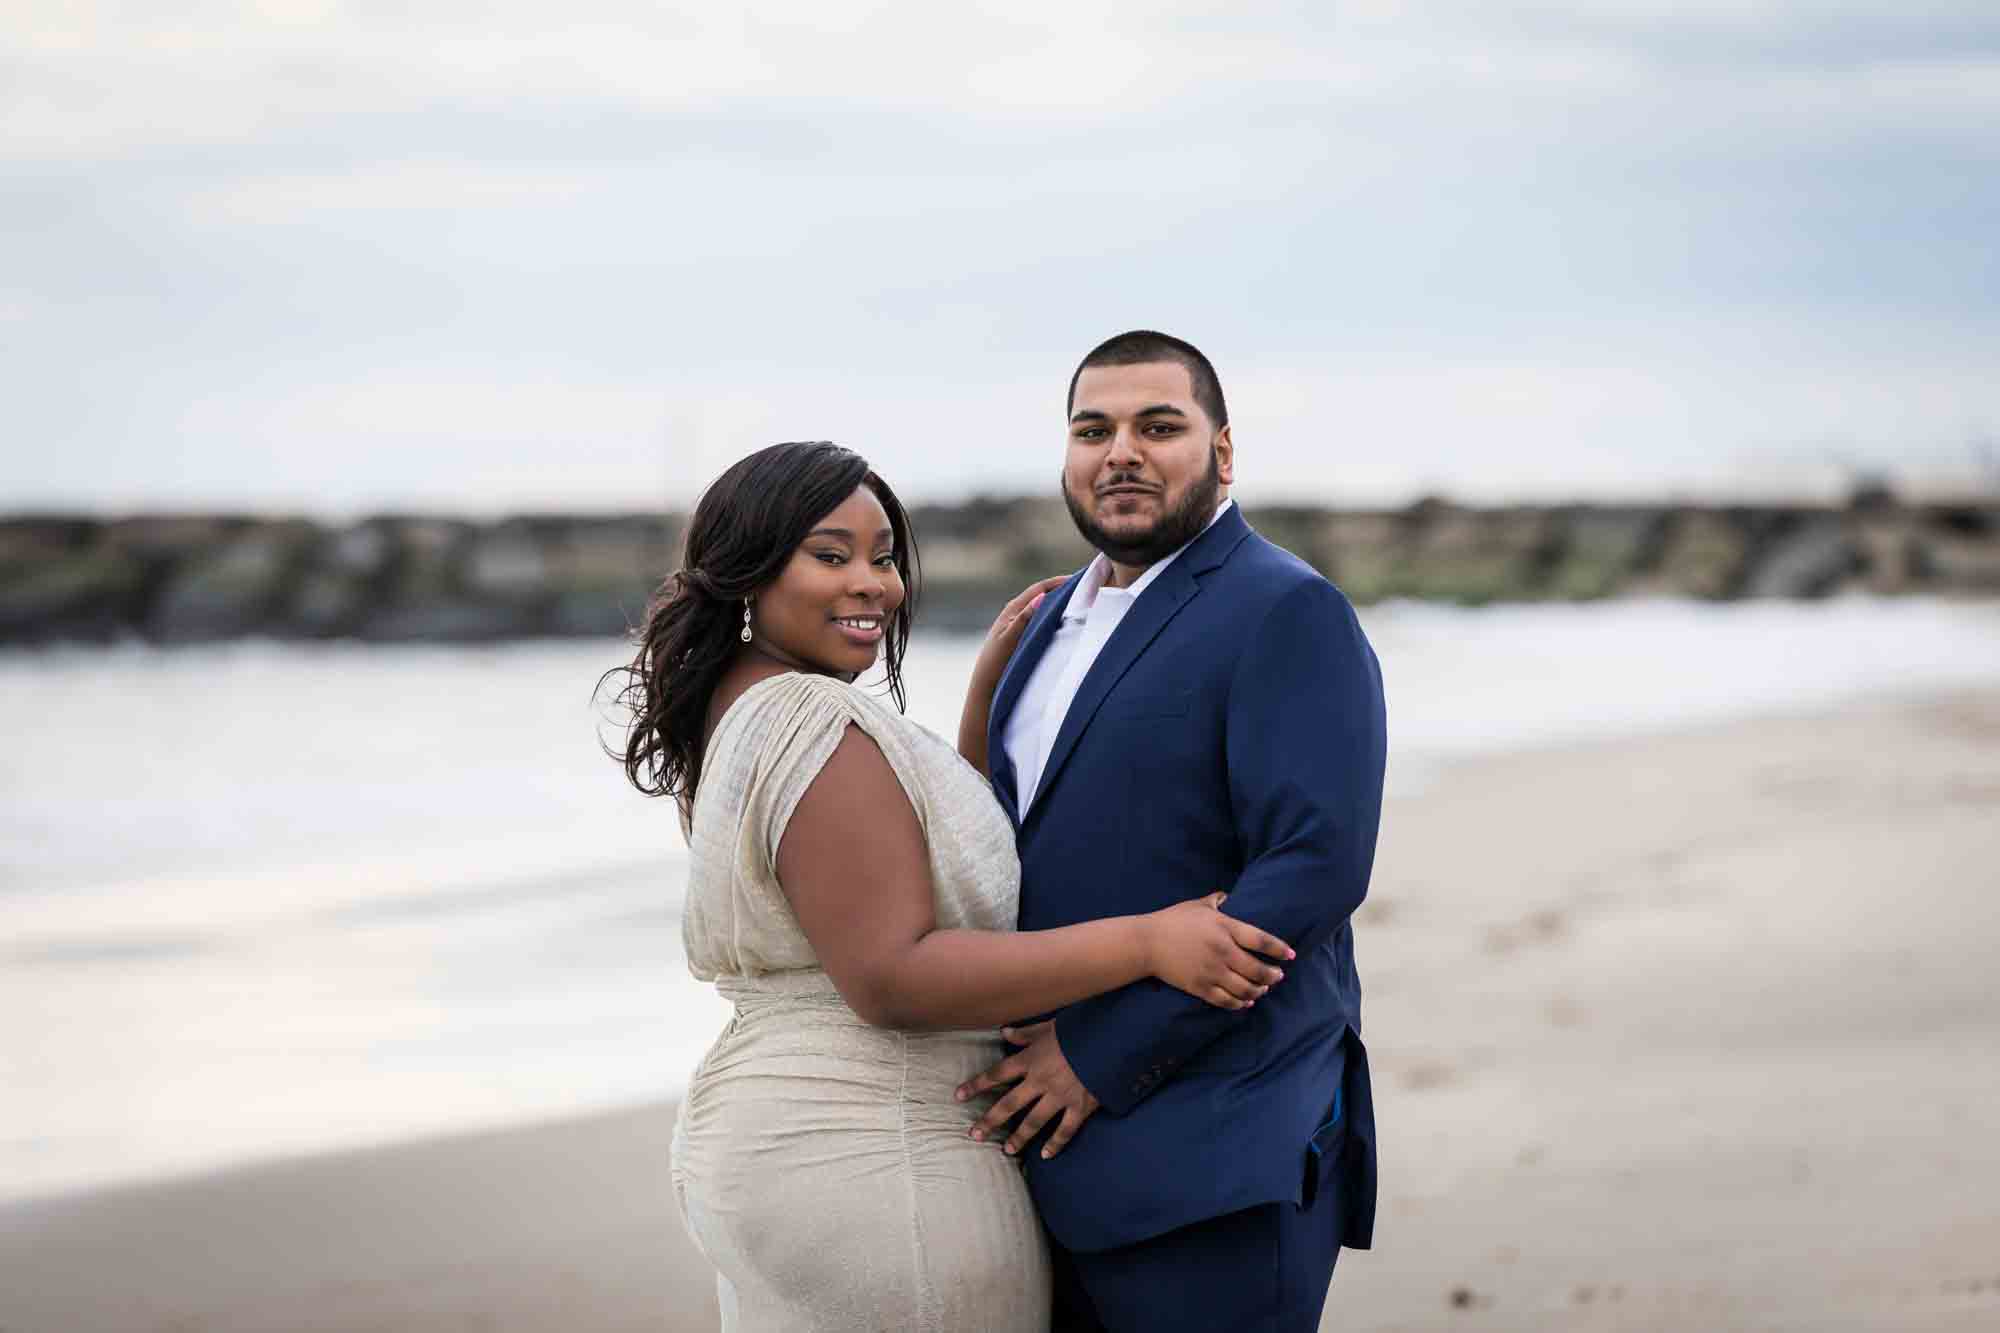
[{"left": 1213, "top": 426, "right": 1235, "bottom": 487}]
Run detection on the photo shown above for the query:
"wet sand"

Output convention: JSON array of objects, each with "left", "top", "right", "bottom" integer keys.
[{"left": 7, "top": 687, "right": 1999, "bottom": 1331}]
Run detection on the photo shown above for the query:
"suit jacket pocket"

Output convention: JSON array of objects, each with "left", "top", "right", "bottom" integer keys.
[{"left": 1299, "top": 1082, "right": 1346, "bottom": 1211}]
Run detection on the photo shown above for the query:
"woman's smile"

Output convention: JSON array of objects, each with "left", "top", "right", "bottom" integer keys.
[{"left": 832, "top": 614, "right": 884, "bottom": 645}]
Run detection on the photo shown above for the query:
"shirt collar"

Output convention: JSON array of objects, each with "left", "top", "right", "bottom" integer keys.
[{"left": 1065, "top": 499, "right": 1234, "bottom": 623}]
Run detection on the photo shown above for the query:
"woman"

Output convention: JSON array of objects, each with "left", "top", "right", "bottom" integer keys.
[{"left": 609, "top": 441, "right": 1292, "bottom": 1331}]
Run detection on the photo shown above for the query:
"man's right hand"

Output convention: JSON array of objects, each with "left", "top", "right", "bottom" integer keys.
[{"left": 955, "top": 1020, "right": 1100, "bottom": 1160}]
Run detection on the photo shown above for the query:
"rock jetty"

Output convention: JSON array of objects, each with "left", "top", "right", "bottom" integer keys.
[{"left": 3, "top": 497, "right": 1995, "bottom": 646}]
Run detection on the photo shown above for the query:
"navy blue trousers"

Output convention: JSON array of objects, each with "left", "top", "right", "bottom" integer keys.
[{"left": 1050, "top": 1190, "right": 1345, "bottom": 1333}]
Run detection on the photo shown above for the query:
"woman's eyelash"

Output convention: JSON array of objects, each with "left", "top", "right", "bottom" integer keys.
[{"left": 812, "top": 551, "right": 896, "bottom": 567}]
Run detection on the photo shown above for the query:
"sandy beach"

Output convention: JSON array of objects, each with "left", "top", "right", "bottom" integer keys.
[{"left": 7, "top": 685, "right": 1998, "bottom": 1332}]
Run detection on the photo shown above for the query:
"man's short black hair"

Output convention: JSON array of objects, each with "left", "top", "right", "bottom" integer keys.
[{"left": 1066, "top": 330, "right": 1229, "bottom": 430}]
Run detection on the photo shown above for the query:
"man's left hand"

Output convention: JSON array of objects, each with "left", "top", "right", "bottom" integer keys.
[{"left": 954, "top": 1021, "right": 1100, "bottom": 1159}]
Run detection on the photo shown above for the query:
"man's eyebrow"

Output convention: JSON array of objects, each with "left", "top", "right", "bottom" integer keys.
[{"left": 1068, "top": 404, "right": 1190, "bottom": 423}]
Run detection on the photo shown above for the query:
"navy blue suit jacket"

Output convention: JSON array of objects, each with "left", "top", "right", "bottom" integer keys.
[{"left": 988, "top": 505, "right": 1386, "bottom": 1254}]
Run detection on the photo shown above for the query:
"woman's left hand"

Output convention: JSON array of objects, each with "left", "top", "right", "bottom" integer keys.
[
  {"left": 958, "top": 575, "right": 1068, "bottom": 776},
  {"left": 972, "top": 576, "right": 1067, "bottom": 689},
  {"left": 1142, "top": 892, "right": 1293, "bottom": 1010}
]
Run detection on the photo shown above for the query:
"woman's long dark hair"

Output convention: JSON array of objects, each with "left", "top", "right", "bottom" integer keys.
[{"left": 603, "top": 441, "right": 920, "bottom": 826}]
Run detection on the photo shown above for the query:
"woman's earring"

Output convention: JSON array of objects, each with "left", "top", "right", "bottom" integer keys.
[{"left": 740, "top": 599, "right": 753, "bottom": 644}]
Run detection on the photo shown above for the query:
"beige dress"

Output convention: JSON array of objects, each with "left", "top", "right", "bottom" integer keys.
[{"left": 671, "top": 671, "right": 1052, "bottom": 1332}]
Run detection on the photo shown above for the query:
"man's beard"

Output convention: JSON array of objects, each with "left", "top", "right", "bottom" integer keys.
[{"left": 1062, "top": 447, "right": 1223, "bottom": 568}]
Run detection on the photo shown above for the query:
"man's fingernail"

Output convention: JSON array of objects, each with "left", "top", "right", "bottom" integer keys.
[
  {"left": 954, "top": 1090, "right": 966, "bottom": 1102},
  {"left": 1041, "top": 1148, "right": 1054, "bottom": 1160},
  {"left": 1003, "top": 1144, "right": 1016, "bottom": 1156},
  {"left": 969, "top": 1129, "right": 983, "bottom": 1141},
  {"left": 1285, "top": 949, "right": 1297, "bottom": 960},
  {"left": 1275, "top": 970, "right": 1285, "bottom": 982}
]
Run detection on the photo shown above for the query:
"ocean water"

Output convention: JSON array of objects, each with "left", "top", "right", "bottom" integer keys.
[{"left": 3, "top": 600, "right": 1996, "bottom": 1201}]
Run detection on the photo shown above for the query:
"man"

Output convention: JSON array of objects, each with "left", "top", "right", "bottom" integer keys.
[{"left": 957, "top": 330, "right": 1387, "bottom": 1331}]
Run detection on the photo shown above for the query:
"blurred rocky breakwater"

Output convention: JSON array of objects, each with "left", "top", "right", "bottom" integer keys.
[{"left": 4, "top": 496, "right": 1997, "bottom": 645}]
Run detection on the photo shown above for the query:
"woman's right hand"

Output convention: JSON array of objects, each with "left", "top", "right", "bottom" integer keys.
[{"left": 1142, "top": 893, "right": 1295, "bottom": 1010}]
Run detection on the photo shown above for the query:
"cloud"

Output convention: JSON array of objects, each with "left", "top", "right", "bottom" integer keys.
[
  {"left": 12, "top": 2, "right": 1998, "bottom": 160},
  {"left": 1231, "top": 338, "right": 2000, "bottom": 505},
  {"left": 1, "top": 0, "right": 1994, "bottom": 511},
  {"left": 187, "top": 163, "right": 598, "bottom": 223}
]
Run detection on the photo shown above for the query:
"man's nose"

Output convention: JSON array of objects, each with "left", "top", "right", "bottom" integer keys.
[{"left": 1106, "top": 424, "right": 1143, "bottom": 468}]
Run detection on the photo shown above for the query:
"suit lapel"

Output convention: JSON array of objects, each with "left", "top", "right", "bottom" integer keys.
[
  {"left": 987, "top": 571, "right": 1082, "bottom": 826},
  {"left": 1027, "top": 507, "right": 1254, "bottom": 820},
  {"left": 1027, "top": 568, "right": 1195, "bottom": 820}
]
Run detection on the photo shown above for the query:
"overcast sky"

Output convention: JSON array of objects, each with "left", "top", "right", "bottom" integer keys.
[{"left": 4, "top": 1, "right": 1997, "bottom": 513}]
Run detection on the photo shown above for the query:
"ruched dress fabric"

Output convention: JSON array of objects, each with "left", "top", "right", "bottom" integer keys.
[{"left": 671, "top": 672, "right": 1052, "bottom": 1332}]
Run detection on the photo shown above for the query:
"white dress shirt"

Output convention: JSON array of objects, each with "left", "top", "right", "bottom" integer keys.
[{"left": 1003, "top": 500, "right": 1233, "bottom": 811}]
